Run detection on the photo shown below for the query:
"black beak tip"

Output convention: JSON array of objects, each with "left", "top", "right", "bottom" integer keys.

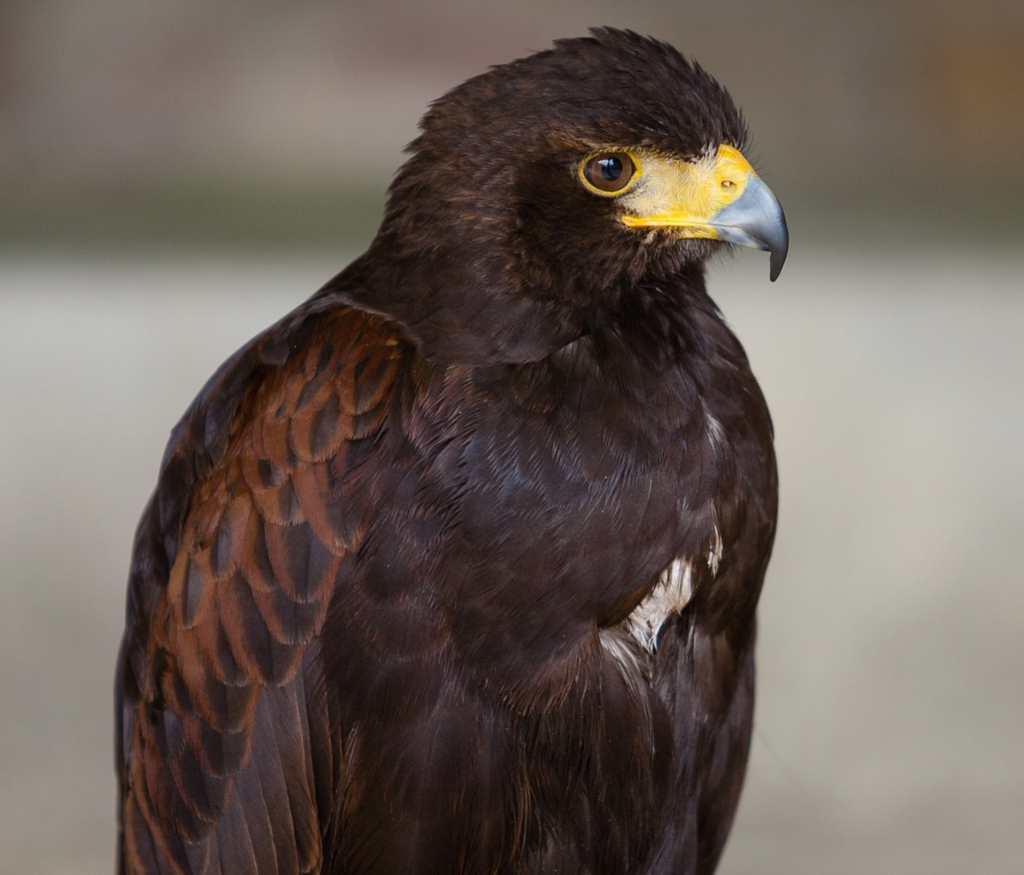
[
  {"left": 769, "top": 246, "right": 787, "bottom": 282},
  {"left": 767, "top": 210, "right": 789, "bottom": 283}
]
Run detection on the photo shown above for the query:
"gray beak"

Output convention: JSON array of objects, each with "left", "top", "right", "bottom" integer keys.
[{"left": 709, "top": 174, "right": 789, "bottom": 281}]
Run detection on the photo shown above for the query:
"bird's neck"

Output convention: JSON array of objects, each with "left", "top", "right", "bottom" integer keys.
[
  {"left": 327, "top": 239, "right": 716, "bottom": 373},
  {"left": 590, "top": 268, "right": 721, "bottom": 370},
  {"left": 327, "top": 241, "right": 586, "bottom": 366}
]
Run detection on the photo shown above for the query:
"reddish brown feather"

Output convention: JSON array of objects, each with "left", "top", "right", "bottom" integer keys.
[
  {"left": 214, "top": 570, "right": 303, "bottom": 683},
  {"left": 248, "top": 571, "right": 330, "bottom": 646},
  {"left": 288, "top": 385, "right": 348, "bottom": 464},
  {"left": 121, "top": 308, "right": 407, "bottom": 871},
  {"left": 210, "top": 495, "right": 252, "bottom": 579},
  {"left": 252, "top": 416, "right": 298, "bottom": 473},
  {"left": 191, "top": 605, "right": 253, "bottom": 690}
]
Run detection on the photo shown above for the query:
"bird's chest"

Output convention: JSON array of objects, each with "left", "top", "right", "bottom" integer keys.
[{"left": 425, "top": 353, "right": 743, "bottom": 644}]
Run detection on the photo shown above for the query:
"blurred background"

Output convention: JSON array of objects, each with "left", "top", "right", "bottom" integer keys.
[{"left": 1, "top": 1, "right": 1022, "bottom": 873}]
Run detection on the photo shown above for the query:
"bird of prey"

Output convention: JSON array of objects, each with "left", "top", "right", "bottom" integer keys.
[{"left": 116, "top": 28, "right": 788, "bottom": 875}]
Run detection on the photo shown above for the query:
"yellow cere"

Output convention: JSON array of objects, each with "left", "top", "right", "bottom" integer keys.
[{"left": 619, "top": 143, "right": 755, "bottom": 238}]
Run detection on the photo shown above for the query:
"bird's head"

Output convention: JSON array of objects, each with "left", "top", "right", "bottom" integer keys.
[{"left": 351, "top": 28, "right": 788, "bottom": 365}]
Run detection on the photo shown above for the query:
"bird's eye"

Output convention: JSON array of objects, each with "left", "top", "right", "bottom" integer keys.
[{"left": 581, "top": 152, "right": 637, "bottom": 195}]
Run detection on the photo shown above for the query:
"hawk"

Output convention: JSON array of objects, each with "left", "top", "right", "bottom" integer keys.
[{"left": 116, "top": 28, "right": 788, "bottom": 875}]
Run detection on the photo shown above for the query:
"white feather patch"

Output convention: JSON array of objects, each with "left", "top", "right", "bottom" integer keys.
[
  {"left": 599, "top": 627, "right": 646, "bottom": 683},
  {"left": 702, "top": 399, "right": 726, "bottom": 456},
  {"left": 708, "top": 523, "right": 723, "bottom": 577},
  {"left": 625, "top": 558, "right": 693, "bottom": 653}
]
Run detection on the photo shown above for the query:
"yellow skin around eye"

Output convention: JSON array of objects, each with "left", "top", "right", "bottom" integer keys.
[{"left": 613, "top": 144, "right": 755, "bottom": 239}]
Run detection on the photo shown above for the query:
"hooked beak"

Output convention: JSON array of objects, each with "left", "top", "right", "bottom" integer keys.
[
  {"left": 709, "top": 172, "right": 789, "bottom": 281},
  {"left": 620, "top": 144, "right": 789, "bottom": 281}
]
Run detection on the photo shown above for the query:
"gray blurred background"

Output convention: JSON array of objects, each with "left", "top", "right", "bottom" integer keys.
[{"left": 2, "top": 1, "right": 1022, "bottom": 873}]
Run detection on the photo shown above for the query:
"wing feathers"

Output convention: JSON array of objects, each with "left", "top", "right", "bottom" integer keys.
[
  {"left": 216, "top": 570, "right": 303, "bottom": 683},
  {"left": 263, "top": 521, "right": 335, "bottom": 605},
  {"left": 120, "top": 307, "right": 405, "bottom": 873}
]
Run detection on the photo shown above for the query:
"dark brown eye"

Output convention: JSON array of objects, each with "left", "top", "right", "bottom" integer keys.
[{"left": 582, "top": 153, "right": 636, "bottom": 194}]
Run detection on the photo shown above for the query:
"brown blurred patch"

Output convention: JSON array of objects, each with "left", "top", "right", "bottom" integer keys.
[{"left": 920, "top": 27, "right": 1024, "bottom": 161}]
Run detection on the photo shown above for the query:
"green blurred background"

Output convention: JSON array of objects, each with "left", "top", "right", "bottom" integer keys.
[{"left": 2, "top": 2, "right": 1023, "bottom": 873}]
